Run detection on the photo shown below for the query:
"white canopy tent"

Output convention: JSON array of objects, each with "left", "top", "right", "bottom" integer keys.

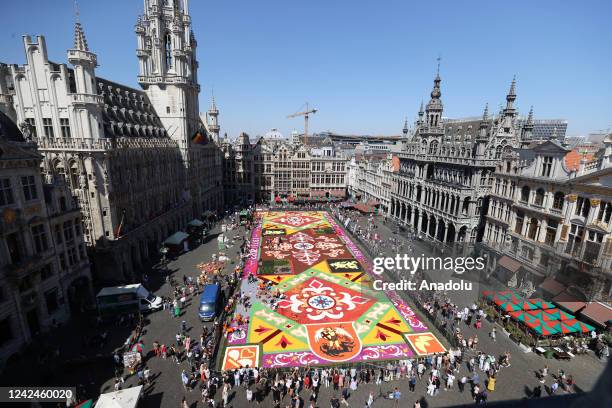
[{"left": 95, "top": 386, "right": 142, "bottom": 408}]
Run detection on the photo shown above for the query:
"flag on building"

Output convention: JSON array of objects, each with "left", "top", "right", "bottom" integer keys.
[
  {"left": 191, "top": 128, "right": 208, "bottom": 145},
  {"left": 115, "top": 209, "right": 126, "bottom": 237}
]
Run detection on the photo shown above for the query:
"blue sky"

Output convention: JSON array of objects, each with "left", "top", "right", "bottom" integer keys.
[{"left": 1, "top": 0, "right": 611, "bottom": 138}]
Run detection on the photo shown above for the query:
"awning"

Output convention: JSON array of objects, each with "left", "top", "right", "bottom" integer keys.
[
  {"left": 579, "top": 302, "right": 612, "bottom": 328},
  {"left": 354, "top": 203, "right": 375, "bottom": 213},
  {"left": 497, "top": 255, "right": 522, "bottom": 273},
  {"left": 540, "top": 277, "right": 566, "bottom": 296},
  {"left": 163, "top": 231, "right": 189, "bottom": 246},
  {"left": 310, "top": 191, "right": 327, "bottom": 197},
  {"left": 366, "top": 199, "right": 380, "bottom": 206},
  {"left": 187, "top": 219, "right": 204, "bottom": 227},
  {"left": 95, "top": 385, "right": 142, "bottom": 408},
  {"left": 331, "top": 190, "right": 346, "bottom": 197}
]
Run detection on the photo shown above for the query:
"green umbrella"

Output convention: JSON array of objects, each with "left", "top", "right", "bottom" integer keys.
[
  {"left": 546, "top": 320, "right": 579, "bottom": 334},
  {"left": 498, "top": 290, "right": 523, "bottom": 303},
  {"left": 525, "top": 318, "right": 559, "bottom": 336},
  {"left": 527, "top": 310, "right": 557, "bottom": 322},
  {"left": 482, "top": 290, "right": 493, "bottom": 298},
  {"left": 563, "top": 319, "right": 595, "bottom": 333},
  {"left": 513, "top": 300, "right": 538, "bottom": 310},
  {"left": 494, "top": 299, "right": 521, "bottom": 312},
  {"left": 545, "top": 308, "right": 574, "bottom": 321},
  {"left": 528, "top": 298, "right": 555, "bottom": 310},
  {"left": 509, "top": 311, "right": 538, "bottom": 323},
  {"left": 487, "top": 293, "right": 509, "bottom": 303}
]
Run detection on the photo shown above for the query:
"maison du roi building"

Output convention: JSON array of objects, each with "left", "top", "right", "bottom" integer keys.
[
  {"left": 0, "top": 0, "right": 223, "bottom": 283},
  {"left": 383, "top": 71, "right": 612, "bottom": 302}
]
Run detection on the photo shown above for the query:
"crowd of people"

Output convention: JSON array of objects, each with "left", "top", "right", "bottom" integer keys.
[{"left": 101, "top": 205, "right": 597, "bottom": 408}]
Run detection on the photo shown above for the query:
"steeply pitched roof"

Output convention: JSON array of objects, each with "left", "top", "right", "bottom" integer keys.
[{"left": 0, "top": 111, "right": 25, "bottom": 142}]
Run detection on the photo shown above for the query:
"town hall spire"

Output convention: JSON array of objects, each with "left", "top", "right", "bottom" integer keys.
[{"left": 425, "top": 59, "right": 443, "bottom": 130}]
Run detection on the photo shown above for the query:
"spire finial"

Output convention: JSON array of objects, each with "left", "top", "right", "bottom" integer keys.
[
  {"left": 403, "top": 116, "right": 409, "bottom": 135},
  {"left": 210, "top": 88, "right": 217, "bottom": 111},
  {"left": 419, "top": 100, "right": 424, "bottom": 114},
  {"left": 508, "top": 75, "right": 517, "bottom": 97},
  {"left": 527, "top": 105, "right": 534, "bottom": 124},
  {"left": 73, "top": 21, "right": 89, "bottom": 51},
  {"left": 482, "top": 103, "right": 489, "bottom": 120},
  {"left": 73, "top": 0, "right": 80, "bottom": 23},
  {"left": 436, "top": 55, "right": 441, "bottom": 78}
]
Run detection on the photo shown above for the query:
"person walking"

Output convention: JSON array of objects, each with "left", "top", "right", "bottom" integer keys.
[
  {"left": 427, "top": 380, "right": 435, "bottom": 396},
  {"left": 490, "top": 327, "right": 497, "bottom": 342},
  {"left": 181, "top": 370, "right": 190, "bottom": 391},
  {"left": 540, "top": 365, "right": 548, "bottom": 384},
  {"left": 222, "top": 385, "right": 229, "bottom": 407},
  {"left": 487, "top": 375, "right": 496, "bottom": 392},
  {"left": 340, "top": 386, "right": 350, "bottom": 407},
  {"left": 551, "top": 380, "right": 559, "bottom": 394},
  {"left": 367, "top": 391, "right": 374, "bottom": 407},
  {"left": 446, "top": 372, "right": 455, "bottom": 390},
  {"left": 459, "top": 375, "right": 467, "bottom": 393},
  {"left": 393, "top": 387, "right": 401, "bottom": 406}
]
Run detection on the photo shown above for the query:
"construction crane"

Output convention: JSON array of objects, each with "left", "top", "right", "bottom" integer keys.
[{"left": 287, "top": 103, "right": 317, "bottom": 145}]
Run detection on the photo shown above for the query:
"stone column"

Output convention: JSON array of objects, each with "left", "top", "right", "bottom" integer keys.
[{"left": 587, "top": 198, "right": 600, "bottom": 225}]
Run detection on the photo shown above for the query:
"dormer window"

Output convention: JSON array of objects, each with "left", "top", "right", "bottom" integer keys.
[{"left": 541, "top": 156, "right": 553, "bottom": 177}]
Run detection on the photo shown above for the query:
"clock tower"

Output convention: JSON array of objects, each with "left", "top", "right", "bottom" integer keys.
[{"left": 135, "top": 0, "right": 200, "bottom": 159}]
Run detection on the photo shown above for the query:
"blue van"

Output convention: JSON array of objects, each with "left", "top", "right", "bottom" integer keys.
[{"left": 199, "top": 284, "right": 221, "bottom": 321}]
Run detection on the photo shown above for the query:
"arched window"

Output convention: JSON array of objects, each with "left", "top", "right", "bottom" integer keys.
[
  {"left": 552, "top": 192, "right": 564, "bottom": 210},
  {"left": 520, "top": 186, "right": 530, "bottom": 202},
  {"left": 534, "top": 188, "right": 545, "bottom": 206},
  {"left": 69, "top": 161, "right": 79, "bottom": 188},
  {"left": 429, "top": 141, "right": 438, "bottom": 155},
  {"left": 527, "top": 217, "right": 539, "bottom": 240},
  {"left": 164, "top": 32, "right": 173, "bottom": 70},
  {"left": 495, "top": 145, "right": 502, "bottom": 159}
]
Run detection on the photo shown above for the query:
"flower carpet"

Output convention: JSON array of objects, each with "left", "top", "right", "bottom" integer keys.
[{"left": 221, "top": 211, "right": 445, "bottom": 369}]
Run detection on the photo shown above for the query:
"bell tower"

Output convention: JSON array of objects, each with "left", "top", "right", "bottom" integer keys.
[{"left": 135, "top": 0, "right": 200, "bottom": 156}]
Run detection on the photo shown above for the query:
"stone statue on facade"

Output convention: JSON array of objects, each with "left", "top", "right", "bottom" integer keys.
[{"left": 19, "top": 121, "right": 35, "bottom": 142}]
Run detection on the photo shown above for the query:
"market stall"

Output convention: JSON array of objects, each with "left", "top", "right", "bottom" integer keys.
[{"left": 95, "top": 386, "right": 142, "bottom": 408}]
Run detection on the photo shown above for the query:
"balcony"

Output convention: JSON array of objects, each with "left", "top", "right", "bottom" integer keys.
[
  {"left": 69, "top": 93, "right": 104, "bottom": 105},
  {"left": 3, "top": 252, "right": 48, "bottom": 279},
  {"left": 38, "top": 137, "right": 113, "bottom": 152}
]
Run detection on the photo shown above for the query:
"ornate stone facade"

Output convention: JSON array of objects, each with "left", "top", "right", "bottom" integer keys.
[
  {"left": 222, "top": 135, "right": 349, "bottom": 205},
  {"left": 0, "top": 0, "right": 223, "bottom": 282},
  {"left": 483, "top": 137, "right": 612, "bottom": 301},
  {"left": 0, "top": 117, "right": 92, "bottom": 367},
  {"left": 390, "top": 72, "right": 521, "bottom": 243},
  {"left": 347, "top": 153, "right": 395, "bottom": 213}
]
